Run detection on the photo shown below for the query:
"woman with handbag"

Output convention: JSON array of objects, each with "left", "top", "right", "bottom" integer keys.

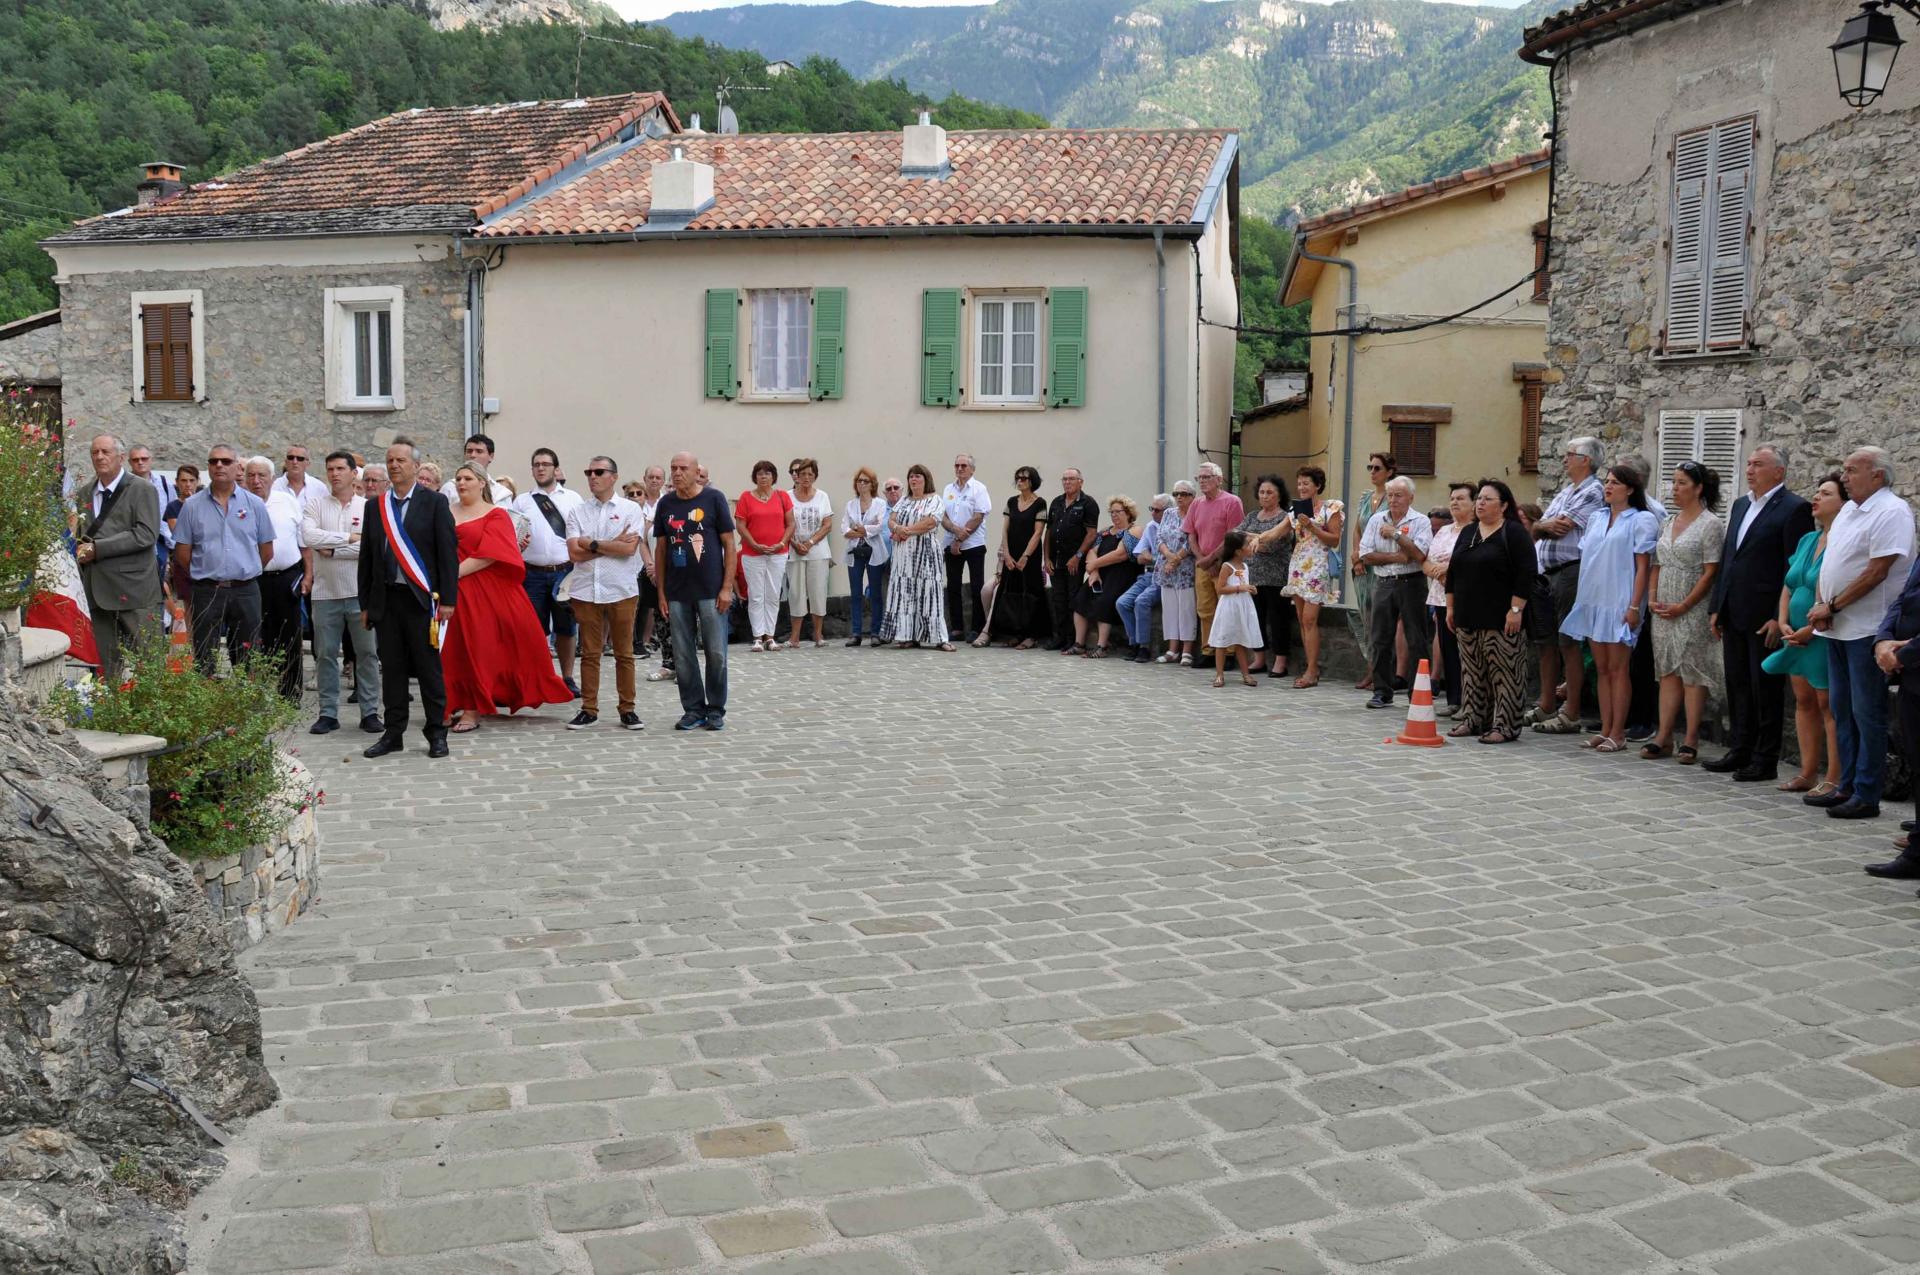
[{"left": 841, "top": 467, "right": 891, "bottom": 646}]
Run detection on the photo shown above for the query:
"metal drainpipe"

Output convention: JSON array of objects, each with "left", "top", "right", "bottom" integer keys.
[
  {"left": 1154, "top": 230, "right": 1168, "bottom": 495},
  {"left": 464, "top": 263, "right": 484, "bottom": 440},
  {"left": 1296, "top": 244, "right": 1358, "bottom": 532}
]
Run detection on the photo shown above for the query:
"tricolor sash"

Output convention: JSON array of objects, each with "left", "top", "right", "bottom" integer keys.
[{"left": 382, "top": 490, "right": 442, "bottom": 646}]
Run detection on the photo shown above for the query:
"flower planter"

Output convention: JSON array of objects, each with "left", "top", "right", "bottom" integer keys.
[{"left": 187, "top": 754, "right": 322, "bottom": 949}]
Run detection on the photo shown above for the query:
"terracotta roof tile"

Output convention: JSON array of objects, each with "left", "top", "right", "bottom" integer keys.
[
  {"left": 1294, "top": 147, "right": 1552, "bottom": 235},
  {"left": 73, "top": 93, "right": 673, "bottom": 237},
  {"left": 1520, "top": 0, "right": 1715, "bottom": 60},
  {"left": 477, "top": 129, "right": 1235, "bottom": 238}
]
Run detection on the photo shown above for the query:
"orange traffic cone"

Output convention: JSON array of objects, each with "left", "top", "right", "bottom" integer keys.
[
  {"left": 166, "top": 602, "right": 190, "bottom": 674},
  {"left": 1388, "top": 658, "right": 1446, "bottom": 747}
]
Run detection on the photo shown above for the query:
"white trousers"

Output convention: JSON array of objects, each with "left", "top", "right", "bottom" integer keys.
[{"left": 743, "top": 553, "right": 788, "bottom": 636}]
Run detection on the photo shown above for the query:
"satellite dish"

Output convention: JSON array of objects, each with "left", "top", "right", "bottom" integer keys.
[{"left": 718, "top": 105, "right": 739, "bottom": 135}]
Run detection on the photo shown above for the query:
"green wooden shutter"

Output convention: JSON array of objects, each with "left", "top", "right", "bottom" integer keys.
[
  {"left": 921, "top": 288, "right": 961, "bottom": 407},
  {"left": 1046, "top": 287, "right": 1087, "bottom": 407},
  {"left": 810, "top": 287, "right": 846, "bottom": 401},
  {"left": 704, "top": 288, "right": 738, "bottom": 399}
]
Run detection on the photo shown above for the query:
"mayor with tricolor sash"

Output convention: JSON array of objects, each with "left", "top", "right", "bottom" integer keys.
[{"left": 358, "top": 438, "right": 460, "bottom": 759}]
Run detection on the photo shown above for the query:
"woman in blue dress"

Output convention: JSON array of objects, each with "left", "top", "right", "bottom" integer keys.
[{"left": 1560, "top": 464, "right": 1659, "bottom": 753}]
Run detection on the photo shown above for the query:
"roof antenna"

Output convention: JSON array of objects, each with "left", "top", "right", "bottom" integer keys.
[{"left": 713, "top": 78, "right": 768, "bottom": 137}]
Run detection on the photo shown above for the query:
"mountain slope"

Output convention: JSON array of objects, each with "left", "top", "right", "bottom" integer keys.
[{"left": 663, "top": 0, "right": 1558, "bottom": 220}]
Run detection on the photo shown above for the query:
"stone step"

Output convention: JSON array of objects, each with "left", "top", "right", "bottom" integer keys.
[{"left": 18, "top": 625, "right": 70, "bottom": 707}]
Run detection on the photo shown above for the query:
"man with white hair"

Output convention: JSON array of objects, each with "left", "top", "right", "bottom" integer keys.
[
  {"left": 1185, "top": 461, "right": 1245, "bottom": 661},
  {"left": 1810, "top": 446, "right": 1914, "bottom": 819},
  {"left": 245, "top": 455, "right": 311, "bottom": 701},
  {"left": 1357, "top": 475, "right": 1432, "bottom": 709},
  {"left": 1531, "top": 436, "right": 1607, "bottom": 733},
  {"left": 74, "top": 433, "right": 163, "bottom": 685}
]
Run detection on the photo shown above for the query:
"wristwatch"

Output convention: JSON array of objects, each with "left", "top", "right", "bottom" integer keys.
[
  {"left": 590, "top": 539, "right": 600, "bottom": 554},
  {"left": 1509, "top": 604, "right": 1524, "bottom": 614}
]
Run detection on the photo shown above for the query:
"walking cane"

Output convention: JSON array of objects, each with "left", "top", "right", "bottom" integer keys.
[{"left": 972, "top": 565, "right": 1003, "bottom": 648}]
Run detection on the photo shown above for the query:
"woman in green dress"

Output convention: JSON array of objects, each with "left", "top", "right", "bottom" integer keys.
[{"left": 1764, "top": 472, "right": 1845, "bottom": 797}]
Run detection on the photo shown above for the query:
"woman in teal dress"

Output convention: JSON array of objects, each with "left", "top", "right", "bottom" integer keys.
[{"left": 1764, "top": 473, "right": 1845, "bottom": 797}]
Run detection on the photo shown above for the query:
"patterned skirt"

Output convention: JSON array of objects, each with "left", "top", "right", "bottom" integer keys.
[{"left": 877, "top": 534, "right": 949, "bottom": 645}]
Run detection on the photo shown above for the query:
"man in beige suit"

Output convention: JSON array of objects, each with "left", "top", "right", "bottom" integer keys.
[{"left": 74, "top": 433, "right": 163, "bottom": 685}]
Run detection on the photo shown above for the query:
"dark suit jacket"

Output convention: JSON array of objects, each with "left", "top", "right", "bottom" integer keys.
[
  {"left": 1709, "top": 489, "right": 1814, "bottom": 631},
  {"left": 356, "top": 485, "right": 459, "bottom": 624},
  {"left": 76, "top": 474, "right": 163, "bottom": 612},
  {"left": 1876, "top": 555, "right": 1920, "bottom": 673}
]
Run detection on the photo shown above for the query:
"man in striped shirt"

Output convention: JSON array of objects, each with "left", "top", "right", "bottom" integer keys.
[{"left": 1531, "top": 436, "right": 1606, "bottom": 733}]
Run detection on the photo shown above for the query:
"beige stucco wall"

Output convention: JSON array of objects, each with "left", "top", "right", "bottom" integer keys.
[
  {"left": 1287, "top": 166, "right": 1548, "bottom": 533},
  {"left": 480, "top": 228, "right": 1235, "bottom": 580},
  {"left": 1562, "top": 0, "right": 1920, "bottom": 186}
]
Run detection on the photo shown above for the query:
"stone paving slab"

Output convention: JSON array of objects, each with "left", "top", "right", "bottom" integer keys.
[{"left": 187, "top": 643, "right": 1920, "bottom": 1272}]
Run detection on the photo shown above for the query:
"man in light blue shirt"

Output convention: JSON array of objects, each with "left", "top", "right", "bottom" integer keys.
[{"left": 170, "top": 443, "right": 274, "bottom": 675}]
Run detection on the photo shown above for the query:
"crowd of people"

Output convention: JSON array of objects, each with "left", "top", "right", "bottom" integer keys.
[{"left": 62, "top": 430, "right": 1920, "bottom": 890}]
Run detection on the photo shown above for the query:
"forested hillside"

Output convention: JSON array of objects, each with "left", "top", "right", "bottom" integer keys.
[{"left": 0, "top": 0, "right": 1042, "bottom": 323}]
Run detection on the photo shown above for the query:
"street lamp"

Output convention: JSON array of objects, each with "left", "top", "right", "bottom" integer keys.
[{"left": 1832, "top": 0, "right": 1912, "bottom": 109}]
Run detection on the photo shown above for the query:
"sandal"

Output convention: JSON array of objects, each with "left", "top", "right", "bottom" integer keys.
[
  {"left": 1480, "top": 730, "right": 1519, "bottom": 744},
  {"left": 1593, "top": 737, "right": 1626, "bottom": 754},
  {"left": 1806, "top": 779, "right": 1838, "bottom": 798},
  {"left": 749, "top": 638, "right": 765, "bottom": 653},
  {"left": 936, "top": 642, "right": 957, "bottom": 652},
  {"left": 1447, "top": 723, "right": 1479, "bottom": 738},
  {"left": 450, "top": 718, "right": 482, "bottom": 734},
  {"left": 1639, "top": 742, "right": 1673, "bottom": 760},
  {"left": 1534, "top": 713, "right": 1584, "bottom": 734},
  {"left": 971, "top": 635, "right": 991, "bottom": 648},
  {"left": 1179, "top": 654, "right": 1193, "bottom": 667},
  {"left": 1240, "top": 674, "right": 1258, "bottom": 687},
  {"left": 1087, "top": 646, "right": 1108, "bottom": 659},
  {"left": 1777, "top": 775, "right": 1817, "bottom": 792},
  {"left": 1293, "top": 673, "right": 1320, "bottom": 689},
  {"left": 1015, "top": 639, "right": 1037, "bottom": 651},
  {"left": 1676, "top": 745, "right": 1699, "bottom": 765},
  {"left": 1061, "top": 644, "right": 1085, "bottom": 656},
  {"left": 1212, "top": 675, "right": 1226, "bottom": 688}
]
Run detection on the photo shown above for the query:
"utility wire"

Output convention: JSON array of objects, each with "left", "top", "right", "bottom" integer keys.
[{"left": 1204, "top": 265, "right": 1542, "bottom": 341}]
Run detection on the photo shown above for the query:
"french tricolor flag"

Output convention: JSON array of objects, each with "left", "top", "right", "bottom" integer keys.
[{"left": 24, "top": 538, "right": 99, "bottom": 668}]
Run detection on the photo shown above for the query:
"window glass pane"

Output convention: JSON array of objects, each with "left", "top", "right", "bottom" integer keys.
[
  {"left": 354, "top": 310, "right": 372, "bottom": 399},
  {"left": 783, "top": 291, "right": 809, "bottom": 392},
  {"left": 375, "top": 308, "right": 392, "bottom": 398},
  {"left": 1011, "top": 301, "right": 1037, "bottom": 397},
  {"left": 752, "top": 292, "right": 778, "bottom": 393},
  {"left": 979, "top": 301, "right": 1005, "bottom": 397}
]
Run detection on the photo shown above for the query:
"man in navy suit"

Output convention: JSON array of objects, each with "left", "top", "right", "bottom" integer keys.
[
  {"left": 1706, "top": 444, "right": 1814, "bottom": 781},
  {"left": 1870, "top": 552, "right": 1920, "bottom": 885},
  {"left": 357, "top": 437, "right": 460, "bottom": 759}
]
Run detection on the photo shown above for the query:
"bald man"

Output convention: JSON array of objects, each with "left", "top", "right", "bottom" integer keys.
[{"left": 654, "top": 452, "right": 737, "bottom": 731}]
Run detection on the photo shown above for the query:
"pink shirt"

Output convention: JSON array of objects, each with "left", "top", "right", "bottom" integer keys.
[{"left": 1184, "top": 491, "right": 1245, "bottom": 557}]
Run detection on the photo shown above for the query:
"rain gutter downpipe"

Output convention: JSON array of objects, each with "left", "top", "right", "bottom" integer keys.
[
  {"left": 1154, "top": 229, "right": 1168, "bottom": 494},
  {"left": 1296, "top": 243, "right": 1358, "bottom": 535}
]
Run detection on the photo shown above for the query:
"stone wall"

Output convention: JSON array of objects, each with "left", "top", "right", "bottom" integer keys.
[
  {"left": 58, "top": 255, "right": 468, "bottom": 474},
  {"left": 0, "top": 315, "right": 59, "bottom": 385},
  {"left": 1538, "top": 106, "right": 1920, "bottom": 492},
  {"left": 189, "top": 758, "right": 321, "bottom": 950}
]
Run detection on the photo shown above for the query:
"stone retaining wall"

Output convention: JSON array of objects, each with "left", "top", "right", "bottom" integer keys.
[{"left": 189, "top": 759, "right": 320, "bottom": 950}]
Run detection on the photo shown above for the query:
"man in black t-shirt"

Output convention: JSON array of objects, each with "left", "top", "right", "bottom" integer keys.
[
  {"left": 1044, "top": 467, "right": 1101, "bottom": 651},
  {"left": 653, "top": 451, "right": 738, "bottom": 731}
]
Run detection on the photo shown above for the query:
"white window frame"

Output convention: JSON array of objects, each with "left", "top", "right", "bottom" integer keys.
[
  {"left": 968, "top": 289, "right": 1045, "bottom": 408},
  {"left": 129, "top": 289, "right": 206, "bottom": 403},
  {"left": 744, "top": 287, "right": 813, "bottom": 402},
  {"left": 323, "top": 285, "right": 406, "bottom": 411},
  {"left": 1654, "top": 407, "right": 1744, "bottom": 505}
]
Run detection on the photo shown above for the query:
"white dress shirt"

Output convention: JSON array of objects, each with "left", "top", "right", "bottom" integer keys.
[
  {"left": 941, "top": 477, "right": 992, "bottom": 551},
  {"left": 1359, "top": 506, "right": 1433, "bottom": 578},
  {"left": 271, "top": 473, "right": 324, "bottom": 516},
  {"left": 512, "top": 483, "right": 584, "bottom": 568},
  {"left": 1819, "top": 485, "right": 1916, "bottom": 643},
  {"left": 842, "top": 496, "right": 892, "bottom": 567},
  {"left": 302, "top": 489, "right": 367, "bottom": 601},
  {"left": 565, "top": 494, "right": 644, "bottom": 604},
  {"left": 262, "top": 489, "right": 306, "bottom": 573},
  {"left": 90, "top": 468, "right": 126, "bottom": 522},
  {"left": 1732, "top": 482, "right": 1781, "bottom": 551}
]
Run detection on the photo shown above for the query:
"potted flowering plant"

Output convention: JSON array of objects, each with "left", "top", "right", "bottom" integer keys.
[{"left": 0, "top": 388, "right": 66, "bottom": 612}]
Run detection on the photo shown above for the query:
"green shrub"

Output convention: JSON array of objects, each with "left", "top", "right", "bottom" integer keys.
[
  {"left": 0, "top": 390, "right": 67, "bottom": 611},
  {"left": 50, "top": 637, "right": 305, "bottom": 861}
]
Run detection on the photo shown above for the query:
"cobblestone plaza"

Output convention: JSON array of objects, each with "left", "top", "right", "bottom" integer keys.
[{"left": 191, "top": 645, "right": 1920, "bottom": 1274}]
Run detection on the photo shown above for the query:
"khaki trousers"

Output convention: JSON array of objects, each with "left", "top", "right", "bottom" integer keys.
[
  {"left": 573, "top": 598, "right": 637, "bottom": 715},
  {"left": 1195, "top": 565, "right": 1220, "bottom": 655}
]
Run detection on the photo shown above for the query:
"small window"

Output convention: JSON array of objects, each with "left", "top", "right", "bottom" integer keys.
[
  {"left": 324, "top": 286, "right": 405, "bottom": 411},
  {"left": 749, "top": 288, "right": 811, "bottom": 398},
  {"left": 1390, "top": 424, "right": 1436, "bottom": 476},
  {"left": 130, "top": 290, "right": 205, "bottom": 403},
  {"left": 974, "top": 295, "right": 1042, "bottom": 405}
]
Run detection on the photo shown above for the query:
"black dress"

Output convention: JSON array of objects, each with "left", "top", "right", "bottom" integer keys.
[
  {"left": 1000, "top": 495, "right": 1051, "bottom": 641},
  {"left": 1073, "top": 529, "right": 1142, "bottom": 624}
]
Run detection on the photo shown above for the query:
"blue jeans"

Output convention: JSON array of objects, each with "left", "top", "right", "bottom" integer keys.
[
  {"left": 847, "top": 553, "right": 890, "bottom": 637},
  {"left": 1827, "top": 636, "right": 1889, "bottom": 804},
  {"left": 669, "top": 596, "right": 729, "bottom": 720},
  {"left": 312, "top": 595, "right": 379, "bottom": 718},
  {"left": 523, "top": 565, "right": 578, "bottom": 638},
  {"left": 1117, "top": 576, "right": 1160, "bottom": 647}
]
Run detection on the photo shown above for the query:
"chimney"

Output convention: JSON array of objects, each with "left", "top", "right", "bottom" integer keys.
[
  {"left": 901, "top": 110, "right": 949, "bottom": 179},
  {"left": 650, "top": 143, "right": 715, "bottom": 220},
  {"left": 685, "top": 112, "right": 705, "bottom": 134},
  {"left": 136, "top": 160, "right": 186, "bottom": 207}
]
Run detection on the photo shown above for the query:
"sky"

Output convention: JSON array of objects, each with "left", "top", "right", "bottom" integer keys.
[{"left": 611, "top": 0, "right": 1531, "bottom": 28}]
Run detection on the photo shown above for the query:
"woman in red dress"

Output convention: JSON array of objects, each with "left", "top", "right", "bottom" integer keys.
[{"left": 442, "top": 462, "right": 573, "bottom": 732}]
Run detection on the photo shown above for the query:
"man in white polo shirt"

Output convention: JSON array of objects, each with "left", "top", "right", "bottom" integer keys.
[
  {"left": 1811, "top": 445, "right": 1916, "bottom": 820},
  {"left": 564, "top": 455, "right": 644, "bottom": 731},
  {"left": 513, "top": 447, "right": 583, "bottom": 696},
  {"left": 302, "top": 450, "right": 382, "bottom": 735},
  {"left": 941, "top": 453, "right": 992, "bottom": 641},
  {"left": 245, "top": 455, "right": 312, "bottom": 701}
]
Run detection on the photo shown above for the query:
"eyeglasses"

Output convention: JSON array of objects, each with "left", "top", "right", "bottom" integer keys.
[
  {"left": 1366, "top": 464, "right": 1385, "bottom": 472},
  {"left": 207, "top": 457, "right": 236, "bottom": 466},
  {"left": 583, "top": 467, "right": 612, "bottom": 477},
  {"left": 885, "top": 485, "right": 902, "bottom": 492},
  {"left": 286, "top": 454, "right": 307, "bottom": 462}
]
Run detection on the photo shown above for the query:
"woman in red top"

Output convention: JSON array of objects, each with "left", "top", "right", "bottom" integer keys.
[
  {"left": 735, "top": 459, "right": 795, "bottom": 652},
  {"left": 442, "top": 462, "right": 574, "bottom": 732}
]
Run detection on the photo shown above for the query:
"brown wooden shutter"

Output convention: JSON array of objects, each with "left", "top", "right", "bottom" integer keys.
[
  {"left": 1531, "top": 221, "right": 1551, "bottom": 303},
  {"left": 1389, "top": 424, "right": 1436, "bottom": 476},
  {"left": 140, "top": 302, "right": 193, "bottom": 400}
]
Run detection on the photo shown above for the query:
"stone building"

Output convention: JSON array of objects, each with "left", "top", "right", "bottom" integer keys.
[
  {"left": 40, "top": 93, "right": 677, "bottom": 474},
  {"left": 1519, "top": 0, "right": 1920, "bottom": 498},
  {"left": 0, "top": 309, "right": 61, "bottom": 424}
]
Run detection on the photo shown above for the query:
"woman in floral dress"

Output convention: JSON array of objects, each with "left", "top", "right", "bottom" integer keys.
[
  {"left": 1645, "top": 461, "right": 1724, "bottom": 763},
  {"left": 877, "top": 464, "right": 952, "bottom": 650},
  {"left": 1282, "top": 466, "right": 1343, "bottom": 688}
]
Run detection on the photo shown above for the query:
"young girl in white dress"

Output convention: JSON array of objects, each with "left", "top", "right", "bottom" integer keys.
[{"left": 1208, "top": 530, "right": 1263, "bottom": 687}]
